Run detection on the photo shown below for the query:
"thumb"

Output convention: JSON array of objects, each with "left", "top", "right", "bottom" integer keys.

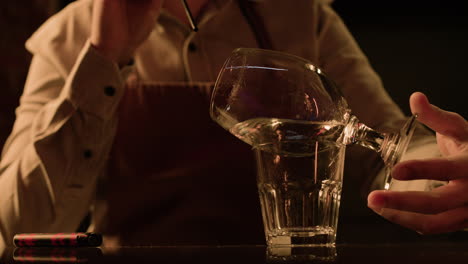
[{"left": 410, "top": 92, "right": 468, "bottom": 141}]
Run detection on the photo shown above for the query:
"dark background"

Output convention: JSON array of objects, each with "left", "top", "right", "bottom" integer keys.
[
  {"left": 332, "top": 1, "right": 468, "bottom": 118},
  {"left": 0, "top": 0, "right": 467, "bottom": 243}
]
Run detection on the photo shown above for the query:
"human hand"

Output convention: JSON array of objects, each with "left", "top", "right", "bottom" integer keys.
[
  {"left": 368, "top": 92, "right": 468, "bottom": 234},
  {"left": 90, "top": 0, "right": 164, "bottom": 66}
]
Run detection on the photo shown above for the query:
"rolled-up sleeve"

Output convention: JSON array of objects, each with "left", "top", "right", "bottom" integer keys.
[{"left": 0, "top": 40, "right": 131, "bottom": 246}]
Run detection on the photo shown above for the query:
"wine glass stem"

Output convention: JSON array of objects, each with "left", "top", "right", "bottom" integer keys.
[
  {"left": 345, "top": 116, "right": 386, "bottom": 152},
  {"left": 353, "top": 124, "right": 386, "bottom": 152},
  {"left": 345, "top": 115, "right": 401, "bottom": 190},
  {"left": 346, "top": 115, "right": 417, "bottom": 190}
]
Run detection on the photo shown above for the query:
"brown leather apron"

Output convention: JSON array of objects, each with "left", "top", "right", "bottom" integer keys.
[{"left": 101, "top": 1, "right": 272, "bottom": 245}]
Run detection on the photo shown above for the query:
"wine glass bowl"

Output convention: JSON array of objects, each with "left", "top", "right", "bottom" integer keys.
[{"left": 211, "top": 48, "right": 349, "bottom": 129}]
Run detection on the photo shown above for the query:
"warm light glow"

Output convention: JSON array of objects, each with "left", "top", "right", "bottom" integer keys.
[
  {"left": 306, "top": 64, "right": 316, "bottom": 71},
  {"left": 312, "top": 97, "right": 319, "bottom": 118}
]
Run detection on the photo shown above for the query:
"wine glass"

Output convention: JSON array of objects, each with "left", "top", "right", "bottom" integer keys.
[
  {"left": 210, "top": 47, "right": 415, "bottom": 189},
  {"left": 209, "top": 48, "right": 416, "bottom": 247}
]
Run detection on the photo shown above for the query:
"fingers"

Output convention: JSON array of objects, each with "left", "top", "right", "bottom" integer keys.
[
  {"left": 90, "top": 0, "right": 163, "bottom": 65},
  {"left": 392, "top": 154, "right": 468, "bottom": 181},
  {"left": 367, "top": 188, "right": 466, "bottom": 215},
  {"left": 367, "top": 205, "right": 468, "bottom": 235},
  {"left": 409, "top": 92, "right": 468, "bottom": 141}
]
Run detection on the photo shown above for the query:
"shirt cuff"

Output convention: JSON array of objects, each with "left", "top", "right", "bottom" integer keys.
[{"left": 60, "top": 40, "right": 133, "bottom": 120}]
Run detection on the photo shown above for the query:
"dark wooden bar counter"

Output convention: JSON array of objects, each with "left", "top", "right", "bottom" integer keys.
[
  {"left": 2, "top": 240, "right": 468, "bottom": 264},
  {"left": 2, "top": 186, "right": 468, "bottom": 263}
]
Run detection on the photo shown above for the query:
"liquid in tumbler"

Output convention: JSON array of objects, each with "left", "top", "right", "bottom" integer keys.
[{"left": 230, "top": 117, "right": 345, "bottom": 247}]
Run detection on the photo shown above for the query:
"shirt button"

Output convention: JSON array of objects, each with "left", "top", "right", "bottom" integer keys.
[
  {"left": 83, "top": 149, "right": 93, "bottom": 159},
  {"left": 188, "top": 42, "right": 197, "bottom": 52},
  {"left": 104, "top": 86, "right": 116, "bottom": 96}
]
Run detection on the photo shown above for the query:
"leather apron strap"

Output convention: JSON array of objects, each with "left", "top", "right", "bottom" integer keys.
[{"left": 237, "top": 0, "right": 273, "bottom": 50}]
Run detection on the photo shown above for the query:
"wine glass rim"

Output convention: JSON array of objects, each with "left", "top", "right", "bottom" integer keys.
[{"left": 232, "top": 47, "right": 322, "bottom": 73}]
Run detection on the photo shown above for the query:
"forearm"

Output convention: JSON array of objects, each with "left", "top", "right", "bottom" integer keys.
[
  {"left": 0, "top": 41, "right": 130, "bottom": 245},
  {"left": 317, "top": 3, "right": 405, "bottom": 129}
]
